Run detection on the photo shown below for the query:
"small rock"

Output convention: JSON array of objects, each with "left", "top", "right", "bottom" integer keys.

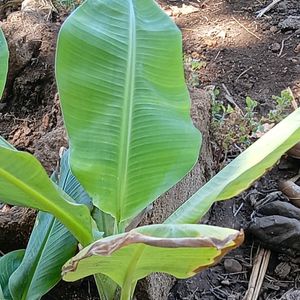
[
  {"left": 224, "top": 258, "right": 243, "bottom": 273},
  {"left": 238, "top": 81, "right": 254, "bottom": 90},
  {"left": 191, "top": 51, "right": 200, "bottom": 59},
  {"left": 271, "top": 42, "right": 281, "bottom": 52},
  {"left": 295, "top": 43, "right": 300, "bottom": 53},
  {"left": 270, "top": 26, "right": 278, "bottom": 33},
  {"left": 277, "top": 1, "right": 287, "bottom": 13},
  {"left": 275, "top": 262, "right": 291, "bottom": 278},
  {"left": 281, "top": 290, "right": 300, "bottom": 300},
  {"left": 278, "top": 16, "right": 300, "bottom": 31},
  {"left": 221, "top": 279, "right": 230, "bottom": 286}
]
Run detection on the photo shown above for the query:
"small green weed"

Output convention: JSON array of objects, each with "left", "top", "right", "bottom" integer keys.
[
  {"left": 184, "top": 55, "right": 206, "bottom": 87},
  {"left": 268, "top": 89, "right": 294, "bottom": 122},
  {"left": 53, "top": 0, "right": 82, "bottom": 11},
  {"left": 210, "top": 88, "right": 295, "bottom": 157}
]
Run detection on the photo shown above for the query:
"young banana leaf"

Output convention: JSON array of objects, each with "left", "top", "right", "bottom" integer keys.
[
  {"left": 0, "top": 250, "right": 25, "bottom": 300},
  {"left": 62, "top": 224, "right": 244, "bottom": 300},
  {"left": 8, "top": 151, "right": 92, "bottom": 300},
  {"left": 0, "top": 32, "right": 93, "bottom": 245},
  {"left": 56, "top": 0, "right": 201, "bottom": 230},
  {"left": 166, "top": 108, "right": 300, "bottom": 224},
  {"left": 0, "top": 143, "right": 93, "bottom": 246},
  {"left": 0, "top": 27, "right": 8, "bottom": 99}
]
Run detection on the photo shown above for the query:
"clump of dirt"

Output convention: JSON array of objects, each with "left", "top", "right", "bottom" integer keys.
[
  {"left": 1, "top": 11, "right": 58, "bottom": 114},
  {"left": 0, "top": 10, "right": 67, "bottom": 172}
]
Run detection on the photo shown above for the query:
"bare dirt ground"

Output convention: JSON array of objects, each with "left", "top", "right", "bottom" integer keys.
[
  {"left": 1, "top": 0, "right": 300, "bottom": 299},
  {"left": 162, "top": 1, "right": 300, "bottom": 299}
]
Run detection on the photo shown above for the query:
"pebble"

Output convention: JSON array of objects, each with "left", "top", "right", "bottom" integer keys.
[
  {"left": 221, "top": 279, "right": 230, "bottom": 286},
  {"left": 224, "top": 258, "right": 243, "bottom": 273},
  {"left": 275, "top": 262, "right": 291, "bottom": 279},
  {"left": 294, "top": 43, "right": 300, "bottom": 53},
  {"left": 277, "top": 1, "right": 287, "bottom": 13},
  {"left": 271, "top": 42, "right": 281, "bottom": 53}
]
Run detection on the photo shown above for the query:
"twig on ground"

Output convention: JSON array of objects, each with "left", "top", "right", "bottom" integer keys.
[
  {"left": 234, "top": 202, "right": 244, "bottom": 217},
  {"left": 253, "top": 249, "right": 270, "bottom": 299},
  {"left": 232, "top": 16, "right": 262, "bottom": 40},
  {"left": 222, "top": 83, "right": 243, "bottom": 113},
  {"left": 236, "top": 66, "right": 252, "bottom": 82},
  {"left": 256, "top": 0, "right": 283, "bottom": 18},
  {"left": 278, "top": 33, "right": 296, "bottom": 57},
  {"left": 214, "top": 50, "right": 221, "bottom": 60},
  {"left": 243, "top": 247, "right": 271, "bottom": 300},
  {"left": 278, "top": 39, "right": 286, "bottom": 57}
]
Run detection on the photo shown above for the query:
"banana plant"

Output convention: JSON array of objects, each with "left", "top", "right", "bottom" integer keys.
[
  {"left": 0, "top": 0, "right": 300, "bottom": 299},
  {"left": 0, "top": 27, "right": 8, "bottom": 98}
]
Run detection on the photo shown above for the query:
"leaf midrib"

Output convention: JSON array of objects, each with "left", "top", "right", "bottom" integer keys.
[
  {"left": 116, "top": 0, "right": 136, "bottom": 225},
  {"left": 0, "top": 166, "right": 92, "bottom": 245},
  {"left": 19, "top": 215, "right": 55, "bottom": 300}
]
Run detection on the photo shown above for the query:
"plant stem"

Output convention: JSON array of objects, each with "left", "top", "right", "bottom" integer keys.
[
  {"left": 94, "top": 274, "right": 118, "bottom": 300},
  {"left": 120, "top": 284, "right": 132, "bottom": 300},
  {"left": 94, "top": 274, "right": 108, "bottom": 300},
  {"left": 120, "top": 280, "right": 137, "bottom": 300}
]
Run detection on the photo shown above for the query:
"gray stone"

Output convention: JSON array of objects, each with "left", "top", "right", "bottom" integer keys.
[{"left": 224, "top": 258, "right": 243, "bottom": 273}]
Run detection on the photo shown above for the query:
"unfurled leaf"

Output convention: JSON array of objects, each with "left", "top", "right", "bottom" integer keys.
[
  {"left": 62, "top": 224, "right": 243, "bottom": 297},
  {"left": 58, "top": 150, "right": 93, "bottom": 210},
  {"left": 0, "top": 27, "right": 8, "bottom": 99},
  {"left": 8, "top": 151, "right": 93, "bottom": 300},
  {"left": 9, "top": 212, "right": 76, "bottom": 300},
  {"left": 0, "top": 250, "right": 25, "bottom": 300},
  {"left": 166, "top": 108, "right": 300, "bottom": 224},
  {"left": 56, "top": 0, "right": 201, "bottom": 227},
  {"left": 0, "top": 144, "right": 93, "bottom": 246}
]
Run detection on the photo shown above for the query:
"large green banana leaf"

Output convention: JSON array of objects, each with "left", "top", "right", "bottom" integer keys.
[
  {"left": 56, "top": 0, "right": 201, "bottom": 227},
  {"left": 9, "top": 212, "right": 76, "bottom": 300},
  {"left": 8, "top": 151, "right": 93, "bottom": 300},
  {"left": 62, "top": 224, "right": 243, "bottom": 298},
  {"left": 0, "top": 144, "right": 93, "bottom": 246},
  {"left": 0, "top": 250, "right": 25, "bottom": 300},
  {"left": 166, "top": 108, "right": 300, "bottom": 224},
  {"left": 0, "top": 27, "right": 8, "bottom": 99}
]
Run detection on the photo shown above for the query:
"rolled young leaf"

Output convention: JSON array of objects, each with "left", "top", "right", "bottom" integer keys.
[
  {"left": 0, "top": 27, "right": 8, "bottom": 99},
  {"left": 56, "top": 0, "right": 201, "bottom": 228},
  {"left": 0, "top": 250, "right": 25, "bottom": 300},
  {"left": 0, "top": 144, "right": 93, "bottom": 246},
  {"left": 62, "top": 224, "right": 243, "bottom": 298},
  {"left": 166, "top": 108, "right": 300, "bottom": 224},
  {"left": 8, "top": 151, "right": 93, "bottom": 300}
]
